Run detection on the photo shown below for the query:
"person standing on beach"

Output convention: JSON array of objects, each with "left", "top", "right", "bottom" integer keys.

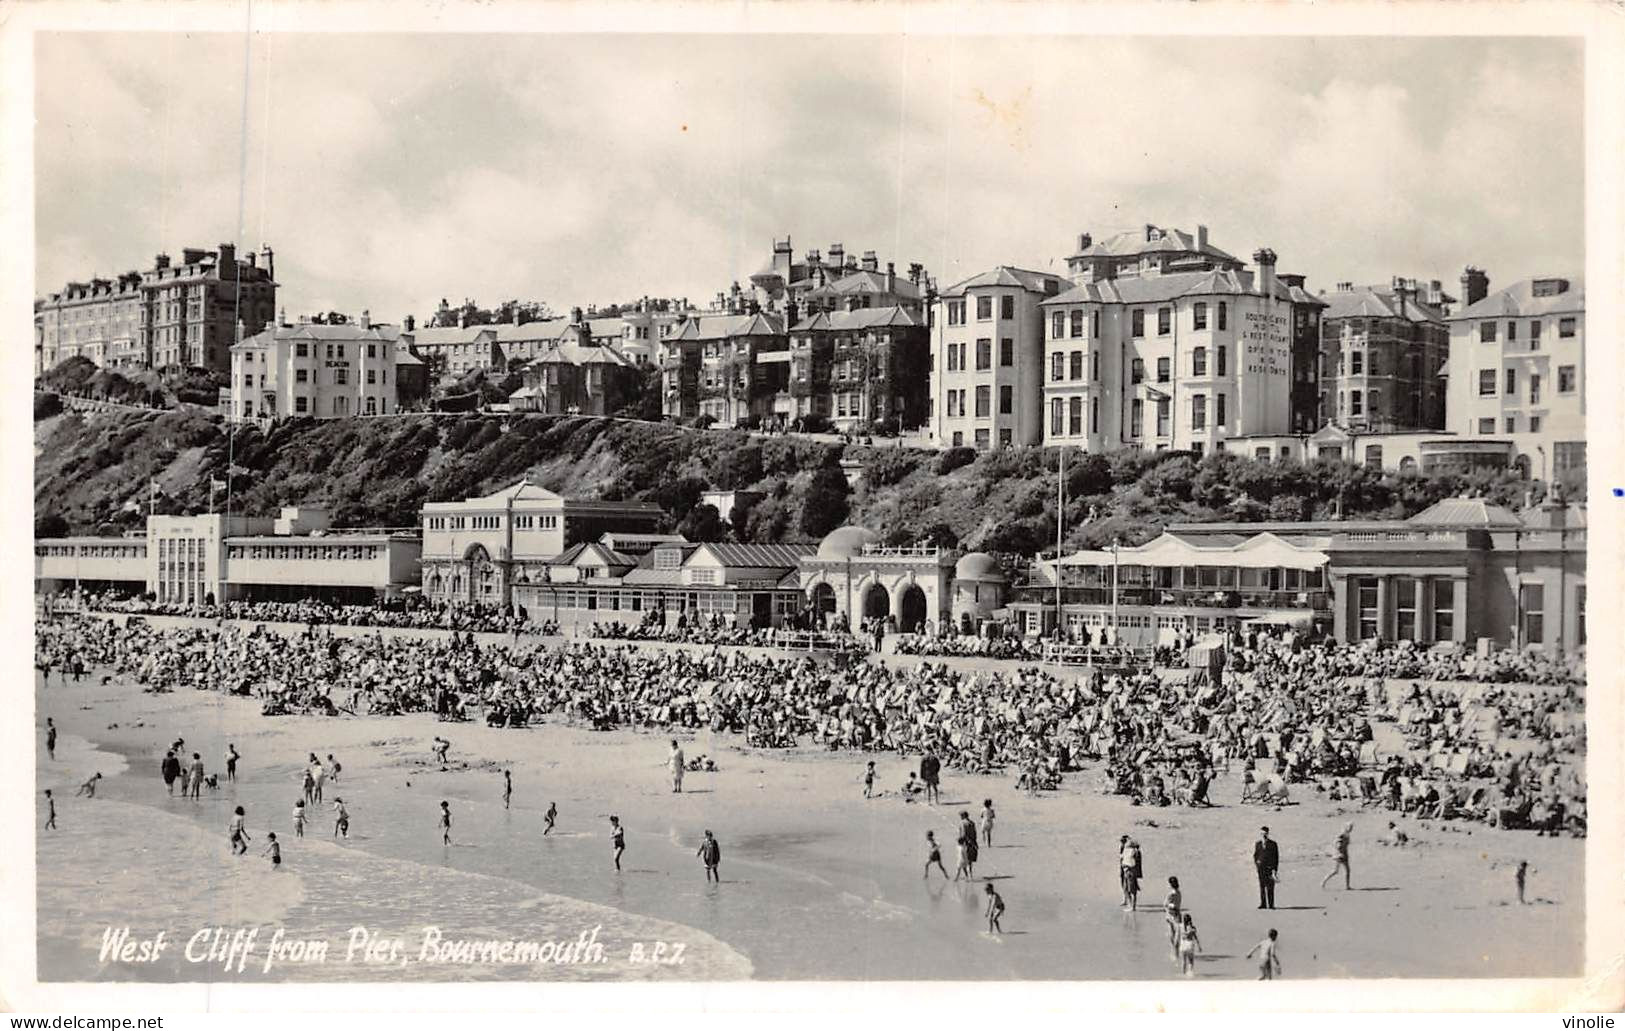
[
  {"left": 1320, "top": 822, "right": 1353, "bottom": 890},
  {"left": 503, "top": 770, "right": 513, "bottom": 809},
  {"left": 669, "top": 740, "right": 685, "bottom": 794},
  {"left": 302, "top": 767, "right": 316, "bottom": 805},
  {"left": 439, "top": 801, "right": 453, "bottom": 845},
  {"left": 293, "top": 799, "right": 307, "bottom": 838},
  {"left": 543, "top": 802, "right": 557, "bottom": 835},
  {"left": 610, "top": 816, "right": 625, "bottom": 871},
  {"left": 229, "top": 806, "right": 251, "bottom": 855},
  {"left": 311, "top": 757, "right": 327, "bottom": 804},
  {"left": 919, "top": 749, "right": 941, "bottom": 805},
  {"left": 45, "top": 719, "right": 57, "bottom": 761},
  {"left": 263, "top": 832, "right": 282, "bottom": 870},
  {"left": 226, "top": 744, "right": 240, "bottom": 783},
  {"left": 1246, "top": 929, "right": 1282, "bottom": 980},
  {"left": 1253, "top": 826, "right": 1280, "bottom": 909},
  {"left": 1515, "top": 860, "right": 1529, "bottom": 904},
  {"left": 333, "top": 797, "right": 350, "bottom": 839},
  {"left": 924, "top": 831, "right": 949, "bottom": 880},
  {"left": 697, "top": 829, "right": 722, "bottom": 883},
  {"left": 44, "top": 789, "right": 56, "bottom": 830},
  {"left": 863, "top": 761, "right": 876, "bottom": 799},
  {"left": 1176, "top": 914, "right": 1202, "bottom": 976},
  {"left": 980, "top": 799, "right": 996, "bottom": 848},
  {"left": 188, "top": 754, "right": 205, "bottom": 800},
  {"left": 958, "top": 810, "right": 979, "bottom": 878},
  {"left": 327, "top": 754, "right": 342, "bottom": 782},
  {"left": 983, "top": 883, "right": 1005, "bottom": 934},
  {"left": 1164, "top": 876, "right": 1183, "bottom": 956},
  {"left": 1119, "top": 835, "right": 1142, "bottom": 910},
  {"left": 162, "top": 751, "right": 181, "bottom": 796}
]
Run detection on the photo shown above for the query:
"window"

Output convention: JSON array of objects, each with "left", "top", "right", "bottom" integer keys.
[
  {"left": 1217, "top": 302, "right": 1228, "bottom": 331},
  {"left": 998, "top": 428, "right": 1012, "bottom": 448},
  {"left": 1000, "top": 338, "right": 1013, "bottom": 366},
  {"left": 1192, "top": 347, "right": 1207, "bottom": 376},
  {"left": 948, "top": 301, "right": 965, "bottom": 326},
  {"left": 1480, "top": 321, "right": 1497, "bottom": 343},
  {"left": 1557, "top": 365, "right": 1576, "bottom": 392},
  {"left": 1350, "top": 350, "right": 1364, "bottom": 374},
  {"left": 952, "top": 431, "right": 963, "bottom": 447},
  {"left": 1530, "top": 416, "right": 1542, "bottom": 433},
  {"left": 1394, "top": 577, "right": 1417, "bottom": 640},
  {"left": 366, "top": 397, "right": 377, "bottom": 416},
  {"left": 1132, "top": 309, "right": 1145, "bottom": 337},
  {"left": 295, "top": 342, "right": 308, "bottom": 358},
  {"left": 1578, "top": 585, "right": 1586, "bottom": 646},
  {"left": 1068, "top": 396, "right": 1083, "bottom": 435},
  {"left": 1092, "top": 400, "right": 1099, "bottom": 434},
  {"left": 1357, "top": 577, "right": 1380, "bottom": 640},
  {"left": 1530, "top": 373, "right": 1542, "bottom": 404},
  {"left": 976, "top": 296, "right": 992, "bottom": 321},
  {"left": 1061, "top": 309, "right": 1079, "bottom": 338},
  {"left": 1092, "top": 351, "right": 1099, "bottom": 381},
  {"left": 1478, "top": 418, "right": 1495, "bottom": 434},
  {"left": 1130, "top": 399, "right": 1143, "bottom": 437},
  {"left": 1216, "top": 345, "right": 1226, "bottom": 376},
  {"left": 972, "top": 339, "right": 990, "bottom": 370},
  {"left": 1478, "top": 370, "right": 1497, "bottom": 396},
  {"left": 1505, "top": 368, "right": 1517, "bottom": 395},
  {"left": 1520, "top": 583, "right": 1544, "bottom": 646},
  {"left": 1000, "top": 295, "right": 1014, "bottom": 320},
  {"left": 974, "top": 428, "right": 990, "bottom": 449},
  {"left": 1052, "top": 312, "right": 1065, "bottom": 339},
  {"left": 1156, "top": 398, "right": 1170, "bottom": 436},
  {"left": 295, "top": 396, "right": 309, "bottom": 414},
  {"left": 1051, "top": 398, "right": 1063, "bottom": 436},
  {"left": 975, "top": 385, "right": 990, "bottom": 417},
  {"left": 1131, "top": 358, "right": 1144, "bottom": 384},
  {"left": 1157, "top": 357, "right": 1170, "bottom": 383},
  {"left": 335, "top": 367, "right": 349, "bottom": 385},
  {"left": 1215, "top": 392, "right": 1226, "bottom": 426},
  {"left": 1092, "top": 310, "right": 1101, "bottom": 338},
  {"left": 1505, "top": 416, "right": 1517, "bottom": 434},
  {"left": 1191, "top": 394, "right": 1206, "bottom": 430},
  {"left": 1553, "top": 441, "right": 1585, "bottom": 474},
  {"left": 367, "top": 343, "right": 377, "bottom": 358},
  {"left": 1559, "top": 317, "right": 1576, "bottom": 338},
  {"left": 1506, "top": 322, "right": 1517, "bottom": 342},
  {"left": 295, "top": 369, "right": 308, "bottom": 384},
  {"left": 1193, "top": 302, "right": 1208, "bottom": 330},
  {"left": 1069, "top": 351, "right": 1084, "bottom": 379},
  {"left": 1350, "top": 390, "right": 1363, "bottom": 416},
  {"left": 1051, "top": 352, "right": 1064, "bottom": 381},
  {"left": 366, "top": 368, "right": 377, "bottom": 385},
  {"left": 1157, "top": 308, "right": 1171, "bottom": 335},
  {"left": 999, "top": 385, "right": 1013, "bottom": 415},
  {"left": 1530, "top": 320, "right": 1541, "bottom": 348}
]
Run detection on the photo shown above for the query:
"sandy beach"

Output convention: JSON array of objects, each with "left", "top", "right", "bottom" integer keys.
[{"left": 34, "top": 618, "right": 1583, "bottom": 982}]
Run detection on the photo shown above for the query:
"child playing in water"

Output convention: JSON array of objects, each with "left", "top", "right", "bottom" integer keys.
[
  {"left": 76, "top": 772, "right": 102, "bottom": 798},
  {"left": 263, "top": 832, "right": 281, "bottom": 869},
  {"left": 293, "top": 799, "right": 307, "bottom": 838},
  {"left": 332, "top": 798, "right": 349, "bottom": 839},
  {"left": 327, "top": 754, "right": 341, "bottom": 782},
  {"left": 1164, "top": 876, "right": 1183, "bottom": 957},
  {"left": 226, "top": 744, "right": 240, "bottom": 782},
  {"left": 543, "top": 802, "right": 557, "bottom": 835},
  {"left": 439, "top": 801, "right": 452, "bottom": 845},
  {"left": 229, "top": 806, "right": 251, "bottom": 855},
  {"left": 980, "top": 799, "right": 996, "bottom": 847},
  {"left": 863, "top": 761, "right": 876, "bottom": 799},
  {"left": 610, "top": 815, "right": 625, "bottom": 870},
  {"left": 1247, "top": 929, "right": 1282, "bottom": 980},
  {"left": 1177, "top": 914, "right": 1202, "bottom": 976},
  {"left": 924, "top": 831, "right": 949, "bottom": 880},
  {"left": 44, "top": 789, "right": 56, "bottom": 830},
  {"left": 984, "top": 883, "right": 1005, "bottom": 934}
]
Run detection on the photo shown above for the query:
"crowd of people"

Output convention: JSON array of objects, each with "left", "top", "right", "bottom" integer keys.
[
  {"left": 35, "top": 608, "right": 1587, "bottom": 840},
  {"left": 588, "top": 613, "right": 861, "bottom": 654},
  {"left": 67, "top": 590, "right": 558, "bottom": 636}
]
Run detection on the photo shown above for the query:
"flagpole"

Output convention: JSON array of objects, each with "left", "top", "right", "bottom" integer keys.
[{"left": 1056, "top": 446, "right": 1065, "bottom": 643}]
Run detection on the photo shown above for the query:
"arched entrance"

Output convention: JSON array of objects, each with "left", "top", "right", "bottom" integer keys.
[
  {"left": 900, "top": 584, "right": 928, "bottom": 633},
  {"left": 862, "top": 582, "right": 890, "bottom": 622},
  {"left": 810, "top": 582, "right": 837, "bottom": 620},
  {"left": 1513, "top": 454, "right": 1531, "bottom": 480}
]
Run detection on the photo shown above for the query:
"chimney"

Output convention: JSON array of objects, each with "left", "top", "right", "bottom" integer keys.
[
  {"left": 154, "top": 253, "right": 171, "bottom": 270},
  {"left": 571, "top": 306, "right": 583, "bottom": 326},
  {"left": 1460, "top": 266, "right": 1489, "bottom": 307},
  {"left": 786, "top": 301, "right": 799, "bottom": 327},
  {"left": 512, "top": 305, "right": 522, "bottom": 325},
  {"left": 829, "top": 243, "right": 844, "bottom": 270},
  {"left": 861, "top": 250, "right": 878, "bottom": 272},
  {"left": 1197, "top": 225, "right": 1208, "bottom": 251},
  {"left": 360, "top": 309, "right": 371, "bottom": 329},
  {"left": 1077, "top": 232, "right": 1092, "bottom": 252},
  {"left": 886, "top": 262, "right": 896, "bottom": 295},
  {"left": 218, "top": 243, "right": 236, "bottom": 272},
  {"left": 458, "top": 311, "right": 468, "bottom": 329},
  {"left": 246, "top": 251, "right": 257, "bottom": 269},
  {"left": 1336, "top": 281, "right": 1353, "bottom": 293},
  {"left": 404, "top": 314, "right": 416, "bottom": 332},
  {"left": 1428, "top": 280, "right": 1443, "bottom": 305},
  {"left": 807, "top": 249, "right": 822, "bottom": 271},
  {"left": 260, "top": 245, "right": 274, "bottom": 281},
  {"left": 1145, "top": 224, "right": 1159, "bottom": 242},
  {"left": 1253, "top": 248, "right": 1278, "bottom": 299}
]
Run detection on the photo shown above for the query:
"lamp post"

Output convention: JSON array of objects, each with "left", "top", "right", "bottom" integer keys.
[
  {"left": 1111, "top": 537, "right": 1121, "bottom": 642},
  {"left": 1055, "top": 446, "right": 1066, "bottom": 642}
]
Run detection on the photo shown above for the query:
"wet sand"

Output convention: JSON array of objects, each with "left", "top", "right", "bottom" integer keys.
[{"left": 33, "top": 627, "right": 1583, "bottom": 982}]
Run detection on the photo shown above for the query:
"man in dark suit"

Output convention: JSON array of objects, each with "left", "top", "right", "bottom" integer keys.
[{"left": 1253, "top": 825, "right": 1280, "bottom": 909}]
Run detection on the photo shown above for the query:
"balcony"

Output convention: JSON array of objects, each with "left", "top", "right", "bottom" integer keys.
[{"left": 1017, "top": 585, "right": 1331, "bottom": 610}]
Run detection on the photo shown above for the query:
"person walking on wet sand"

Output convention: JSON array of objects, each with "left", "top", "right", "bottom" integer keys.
[
  {"left": 984, "top": 883, "right": 1004, "bottom": 934},
  {"left": 1247, "top": 929, "right": 1282, "bottom": 979},
  {"left": 543, "top": 802, "right": 557, "bottom": 835},
  {"left": 1320, "top": 821, "right": 1353, "bottom": 890},
  {"left": 45, "top": 718, "right": 57, "bottom": 761},
  {"left": 980, "top": 799, "right": 996, "bottom": 848},
  {"left": 263, "top": 832, "right": 282, "bottom": 870},
  {"left": 77, "top": 772, "right": 102, "bottom": 798},
  {"left": 919, "top": 749, "right": 941, "bottom": 805},
  {"left": 1119, "top": 835, "right": 1142, "bottom": 910},
  {"left": 669, "top": 740, "right": 685, "bottom": 794},
  {"left": 1176, "top": 914, "right": 1202, "bottom": 976},
  {"left": 1164, "top": 876, "right": 1183, "bottom": 956},
  {"left": 1515, "top": 860, "right": 1530, "bottom": 904},
  {"left": 293, "top": 798, "right": 307, "bottom": 838},
  {"left": 1253, "top": 826, "right": 1279, "bottom": 909},
  {"left": 503, "top": 770, "right": 512, "bottom": 809},
  {"left": 924, "top": 831, "right": 949, "bottom": 880},
  {"left": 439, "top": 801, "right": 453, "bottom": 845},
  {"left": 326, "top": 754, "right": 342, "bottom": 782},
  {"left": 863, "top": 761, "right": 876, "bottom": 799},
  {"left": 226, "top": 744, "right": 240, "bottom": 783},
  {"left": 610, "top": 815, "right": 625, "bottom": 871},
  {"left": 162, "top": 750, "right": 181, "bottom": 796},
  {"left": 697, "top": 829, "right": 722, "bottom": 883},
  {"left": 188, "top": 753, "right": 205, "bottom": 800},
  {"left": 44, "top": 789, "right": 56, "bottom": 830},
  {"left": 229, "top": 806, "right": 251, "bottom": 855},
  {"left": 333, "top": 797, "right": 350, "bottom": 839}
]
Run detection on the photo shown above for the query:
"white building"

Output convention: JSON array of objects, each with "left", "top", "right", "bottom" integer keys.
[
  {"left": 1444, "top": 275, "right": 1586, "bottom": 482},
  {"left": 929, "top": 266, "right": 1067, "bottom": 450},
  {"left": 230, "top": 316, "right": 404, "bottom": 421}
]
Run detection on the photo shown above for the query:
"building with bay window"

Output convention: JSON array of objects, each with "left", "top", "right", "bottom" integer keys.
[
  {"left": 230, "top": 316, "right": 406, "bottom": 421},
  {"left": 785, "top": 305, "right": 929, "bottom": 431}
]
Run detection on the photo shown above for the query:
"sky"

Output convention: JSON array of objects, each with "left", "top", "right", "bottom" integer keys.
[{"left": 34, "top": 32, "right": 1584, "bottom": 322}]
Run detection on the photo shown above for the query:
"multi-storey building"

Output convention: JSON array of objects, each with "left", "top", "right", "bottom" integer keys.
[
  {"left": 1444, "top": 273, "right": 1586, "bottom": 481},
  {"left": 419, "top": 480, "right": 664, "bottom": 609},
  {"left": 747, "top": 238, "right": 930, "bottom": 317},
  {"left": 1038, "top": 248, "right": 1324, "bottom": 453},
  {"left": 513, "top": 341, "right": 641, "bottom": 416},
  {"left": 785, "top": 305, "right": 929, "bottom": 431},
  {"left": 400, "top": 322, "right": 504, "bottom": 379},
  {"left": 930, "top": 266, "right": 1066, "bottom": 449},
  {"left": 659, "top": 312, "right": 787, "bottom": 425},
  {"left": 35, "top": 243, "right": 276, "bottom": 373},
  {"left": 229, "top": 314, "right": 406, "bottom": 421},
  {"left": 1318, "top": 277, "right": 1455, "bottom": 432}
]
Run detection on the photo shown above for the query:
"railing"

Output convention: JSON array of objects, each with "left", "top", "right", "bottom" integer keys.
[
  {"left": 1018, "top": 586, "right": 1332, "bottom": 610},
  {"left": 768, "top": 629, "right": 861, "bottom": 652},
  {"left": 1041, "top": 643, "right": 1156, "bottom": 667},
  {"left": 860, "top": 543, "right": 942, "bottom": 559}
]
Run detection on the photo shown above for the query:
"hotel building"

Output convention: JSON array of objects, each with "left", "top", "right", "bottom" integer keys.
[
  {"left": 1318, "top": 277, "right": 1454, "bottom": 432},
  {"left": 785, "top": 306, "right": 930, "bottom": 431},
  {"left": 229, "top": 315, "right": 407, "bottom": 421}
]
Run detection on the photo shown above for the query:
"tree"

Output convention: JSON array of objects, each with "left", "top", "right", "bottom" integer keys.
[
  {"left": 800, "top": 465, "right": 850, "bottom": 538},
  {"left": 35, "top": 513, "right": 70, "bottom": 538},
  {"left": 677, "top": 502, "right": 728, "bottom": 543}
]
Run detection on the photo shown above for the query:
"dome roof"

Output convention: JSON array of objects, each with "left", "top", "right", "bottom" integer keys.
[
  {"left": 955, "top": 552, "right": 1005, "bottom": 583},
  {"left": 817, "top": 526, "right": 879, "bottom": 560}
]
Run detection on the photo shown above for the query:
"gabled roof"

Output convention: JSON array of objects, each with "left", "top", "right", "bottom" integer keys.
[
  {"left": 548, "top": 541, "right": 638, "bottom": 568},
  {"left": 236, "top": 323, "right": 402, "bottom": 350},
  {"left": 667, "top": 313, "right": 786, "bottom": 341},
  {"left": 533, "top": 342, "right": 637, "bottom": 368},
  {"left": 1320, "top": 285, "right": 1450, "bottom": 324},
  {"left": 803, "top": 269, "right": 923, "bottom": 300},
  {"left": 1448, "top": 277, "right": 1585, "bottom": 321},
  {"left": 1069, "top": 225, "right": 1240, "bottom": 264},
  {"left": 1043, "top": 269, "right": 1324, "bottom": 308},
  {"left": 404, "top": 324, "right": 497, "bottom": 346},
  {"left": 1406, "top": 497, "right": 1523, "bottom": 528},
  {"left": 790, "top": 305, "right": 926, "bottom": 332},
  {"left": 1053, "top": 531, "right": 1328, "bottom": 571},
  {"left": 940, "top": 266, "right": 1063, "bottom": 299}
]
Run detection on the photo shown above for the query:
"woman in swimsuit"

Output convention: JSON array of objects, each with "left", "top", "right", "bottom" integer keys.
[{"left": 610, "top": 815, "right": 625, "bottom": 870}]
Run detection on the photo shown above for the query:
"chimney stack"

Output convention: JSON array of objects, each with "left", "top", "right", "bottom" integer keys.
[
  {"left": 218, "top": 243, "right": 236, "bottom": 273},
  {"left": 886, "top": 261, "right": 896, "bottom": 295},
  {"left": 458, "top": 310, "right": 468, "bottom": 329},
  {"left": 829, "top": 243, "right": 844, "bottom": 270},
  {"left": 260, "top": 245, "right": 274, "bottom": 281},
  {"left": 786, "top": 301, "right": 799, "bottom": 327},
  {"left": 404, "top": 314, "right": 415, "bottom": 332},
  {"left": 807, "top": 249, "right": 822, "bottom": 271},
  {"left": 571, "top": 306, "right": 583, "bottom": 326},
  {"left": 1077, "top": 232, "right": 1092, "bottom": 252},
  {"left": 1253, "top": 248, "right": 1278, "bottom": 299},
  {"left": 154, "top": 253, "right": 171, "bottom": 270},
  {"left": 1197, "top": 225, "right": 1208, "bottom": 251},
  {"left": 861, "top": 250, "right": 878, "bottom": 272},
  {"left": 360, "top": 309, "right": 371, "bottom": 329},
  {"left": 1460, "top": 266, "right": 1489, "bottom": 307},
  {"left": 512, "top": 305, "right": 522, "bottom": 325}
]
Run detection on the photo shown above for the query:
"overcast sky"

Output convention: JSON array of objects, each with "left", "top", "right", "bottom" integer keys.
[{"left": 35, "top": 33, "right": 1582, "bottom": 321}]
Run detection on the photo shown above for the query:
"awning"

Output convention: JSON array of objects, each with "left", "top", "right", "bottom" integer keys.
[
  {"left": 1052, "top": 531, "right": 1328, "bottom": 572},
  {"left": 1242, "top": 611, "right": 1316, "bottom": 626}
]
